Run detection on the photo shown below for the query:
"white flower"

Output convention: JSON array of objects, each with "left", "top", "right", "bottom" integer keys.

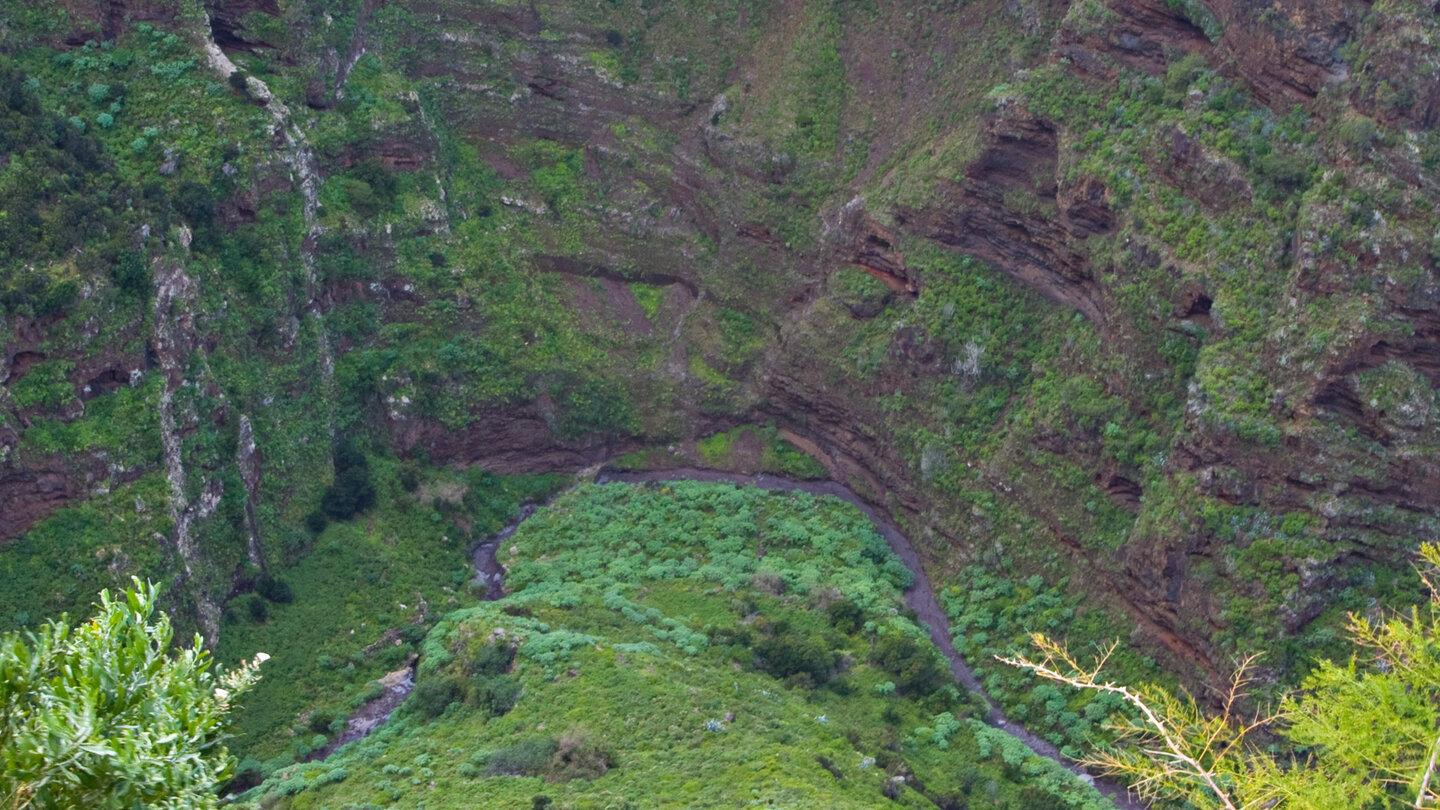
[
  {"left": 254, "top": 652, "right": 270, "bottom": 662},
  {"left": 214, "top": 688, "right": 230, "bottom": 700}
]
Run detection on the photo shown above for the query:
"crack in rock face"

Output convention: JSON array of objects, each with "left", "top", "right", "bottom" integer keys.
[{"left": 151, "top": 257, "right": 222, "bottom": 644}]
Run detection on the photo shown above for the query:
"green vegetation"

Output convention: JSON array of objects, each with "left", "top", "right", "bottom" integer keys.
[
  {"left": 245, "top": 482, "right": 1114, "bottom": 809},
  {"left": 1164, "top": 0, "right": 1223, "bottom": 41},
  {"left": 3, "top": 3, "right": 1440, "bottom": 808},
  {"left": 831, "top": 266, "right": 894, "bottom": 317},
  {"left": 609, "top": 424, "right": 829, "bottom": 479},
  {"left": 697, "top": 425, "right": 829, "bottom": 479},
  {"left": 943, "top": 566, "right": 1167, "bottom": 758},
  {"left": 218, "top": 465, "right": 567, "bottom": 764},
  {"left": 0, "top": 474, "right": 175, "bottom": 633},
  {"left": 0, "top": 580, "right": 264, "bottom": 810},
  {"left": 1006, "top": 543, "right": 1440, "bottom": 809},
  {"left": 629, "top": 282, "right": 664, "bottom": 321},
  {"left": 319, "top": 438, "right": 377, "bottom": 521}
]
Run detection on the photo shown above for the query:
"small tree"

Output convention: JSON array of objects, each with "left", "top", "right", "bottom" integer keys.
[
  {"left": 321, "top": 438, "right": 376, "bottom": 520},
  {"left": 0, "top": 580, "right": 265, "bottom": 809},
  {"left": 1000, "top": 543, "right": 1440, "bottom": 809}
]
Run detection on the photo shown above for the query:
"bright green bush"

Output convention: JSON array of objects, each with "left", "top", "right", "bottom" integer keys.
[{"left": 0, "top": 581, "right": 265, "bottom": 809}]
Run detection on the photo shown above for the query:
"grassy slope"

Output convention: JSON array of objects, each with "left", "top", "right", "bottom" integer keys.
[
  {"left": 218, "top": 463, "right": 568, "bottom": 765},
  {"left": 243, "top": 482, "right": 1113, "bottom": 810}
]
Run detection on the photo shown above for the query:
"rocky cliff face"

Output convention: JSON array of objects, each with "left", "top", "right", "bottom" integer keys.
[{"left": 5, "top": 0, "right": 1440, "bottom": 687}]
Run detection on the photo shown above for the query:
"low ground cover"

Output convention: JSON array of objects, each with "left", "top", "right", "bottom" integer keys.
[{"left": 244, "top": 482, "right": 1113, "bottom": 809}]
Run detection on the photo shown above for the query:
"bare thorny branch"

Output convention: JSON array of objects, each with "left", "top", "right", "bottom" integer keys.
[
  {"left": 998, "top": 634, "right": 1284, "bottom": 810},
  {"left": 997, "top": 545, "right": 1440, "bottom": 810}
]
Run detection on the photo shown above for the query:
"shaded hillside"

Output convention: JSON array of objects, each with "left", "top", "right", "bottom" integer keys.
[{"left": 1, "top": 0, "right": 1439, "bottom": 709}]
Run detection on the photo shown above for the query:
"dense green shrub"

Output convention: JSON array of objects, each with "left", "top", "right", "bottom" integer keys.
[
  {"left": 33, "top": 279, "right": 77, "bottom": 318},
  {"left": 110, "top": 249, "right": 150, "bottom": 299},
  {"left": 408, "top": 675, "right": 464, "bottom": 719},
  {"left": 1251, "top": 150, "right": 1314, "bottom": 197},
  {"left": 0, "top": 58, "right": 140, "bottom": 282},
  {"left": 256, "top": 576, "right": 294, "bottom": 604},
  {"left": 1338, "top": 117, "right": 1378, "bottom": 153},
  {"left": 710, "top": 625, "right": 753, "bottom": 650},
  {"left": 322, "top": 439, "right": 376, "bottom": 520},
  {"left": 398, "top": 463, "right": 421, "bottom": 493},
  {"left": 9, "top": 360, "right": 75, "bottom": 411},
  {"left": 174, "top": 182, "right": 215, "bottom": 227},
  {"left": 471, "top": 674, "right": 522, "bottom": 717},
  {"left": 468, "top": 641, "right": 515, "bottom": 677},
  {"left": 304, "top": 509, "right": 328, "bottom": 535},
  {"left": 827, "top": 599, "right": 864, "bottom": 634},
  {"left": 345, "top": 159, "right": 398, "bottom": 217},
  {"left": 870, "top": 633, "right": 949, "bottom": 697},
  {"left": 308, "top": 710, "right": 335, "bottom": 736},
  {"left": 484, "top": 738, "right": 556, "bottom": 777},
  {"left": 754, "top": 628, "right": 834, "bottom": 683}
]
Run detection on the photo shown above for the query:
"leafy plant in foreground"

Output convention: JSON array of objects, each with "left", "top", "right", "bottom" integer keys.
[{"left": 0, "top": 580, "right": 265, "bottom": 809}]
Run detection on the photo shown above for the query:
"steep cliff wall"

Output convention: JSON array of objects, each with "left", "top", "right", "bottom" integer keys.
[{"left": 3, "top": 0, "right": 1440, "bottom": 692}]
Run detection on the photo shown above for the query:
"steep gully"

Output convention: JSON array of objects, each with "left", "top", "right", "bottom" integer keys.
[
  {"left": 337, "top": 466, "right": 1146, "bottom": 810},
  {"left": 151, "top": 13, "right": 336, "bottom": 644}
]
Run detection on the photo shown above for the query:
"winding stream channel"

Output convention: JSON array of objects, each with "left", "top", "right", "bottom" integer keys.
[
  {"left": 351, "top": 467, "right": 1144, "bottom": 809},
  {"left": 594, "top": 469, "right": 1145, "bottom": 810}
]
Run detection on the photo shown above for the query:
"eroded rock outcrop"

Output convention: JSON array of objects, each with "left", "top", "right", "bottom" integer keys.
[{"left": 895, "top": 112, "right": 1110, "bottom": 325}]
